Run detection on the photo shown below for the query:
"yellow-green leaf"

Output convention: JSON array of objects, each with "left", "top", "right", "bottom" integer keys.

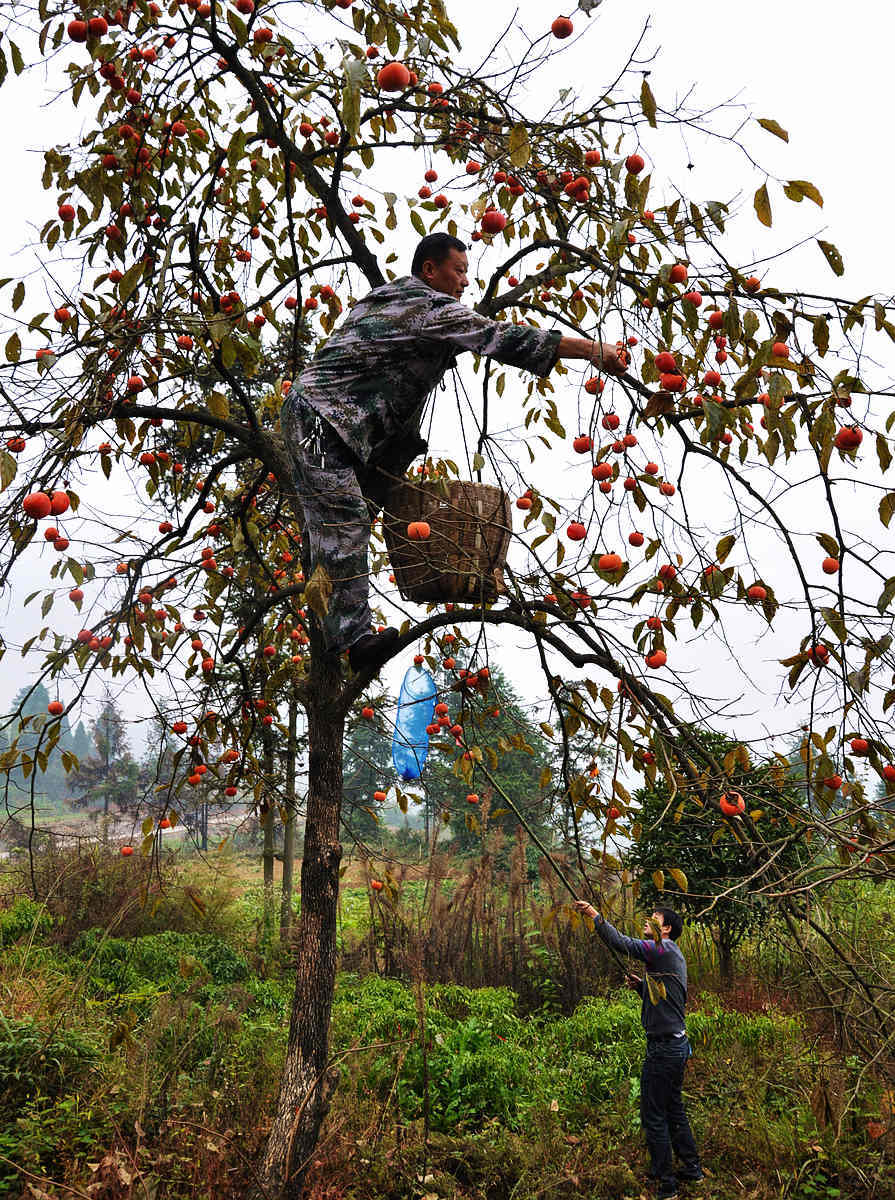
[
  {"left": 651, "top": 869, "right": 665, "bottom": 892},
  {"left": 5, "top": 332, "right": 20, "bottom": 362},
  {"left": 118, "top": 260, "right": 145, "bottom": 303},
  {"left": 207, "top": 391, "right": 230, "bottom": 421},
  {"left": 0, "top": 450, "right": 16, "bottom": 492},
  {"left": 821, "top": 607, "right": 848, "bottom": 643},
  {"left": 612, "top": 778, "right": 631, "bottom": 805},
  {"left": 342, "top": 81, "right": 360, "bottom": 137},
  {"left": 880, "top": 493, "right": 895, "bottom": 528},
  {"left": 303, "top": 563, "right": 332, "bottom": 620},
  {"left": 227, "top": 128, "right": 246, "bottom": 170},
  {"left": 645, "top": 974, "right": 667, "bottom": 1006},
  {"left": 508, "top": 124, "right": 530, "bottom": 168},
  {"left": 753, "top": 183, "right": 772, "bottom": 228},
  {"left": 640, "top": 78, "right": 657, "bottom": 128},
  {"left": 715, "top": 533, "right": 735, "bottom": 564},
  {"left": 668, "top": 868, "right": 688, "bottom": 892}
]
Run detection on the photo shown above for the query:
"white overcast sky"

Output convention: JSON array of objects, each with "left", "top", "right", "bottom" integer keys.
[{"left": 1, "top": 0, "right": 893, "bottom": 762}]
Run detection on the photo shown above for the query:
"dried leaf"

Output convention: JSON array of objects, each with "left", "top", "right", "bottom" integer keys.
[
  {"left": 753, "top": 183, "right": 772, "bottom": 228},
  {"left": 303, "top": 563, "right": 332, "bottom": 620},
  {"left": 783, "top": 178, "right": 823, "bottom": 208},
  {"left": 645, "top": 974, "right": 667, "bottom": 1005},
  {"left": 715, "top": 534, "right": 736, "bottom": 564},
  {"left": 0, "top": 450, "right": 16, "bottom": 492},
  {"left": 640, "top": 78, "right": 657, "bottom": 127},
  {"left": 757, "top": 117, "right": 789, "bottom": 142},
  {"left": 508, "top": 124, "right": 531, "bottom": 167},
  {"left": 817, "top": 239, "right": 844, "bottom": 277}
]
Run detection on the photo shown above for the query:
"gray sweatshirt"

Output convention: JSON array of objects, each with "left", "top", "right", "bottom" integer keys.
[{"left": 594, "top": 917, "right": 688, "bottom": 1038}]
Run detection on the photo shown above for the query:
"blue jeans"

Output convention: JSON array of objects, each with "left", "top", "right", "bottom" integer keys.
[{"left": 640, "top": 1036, "right": 701, "bottom": 1193}]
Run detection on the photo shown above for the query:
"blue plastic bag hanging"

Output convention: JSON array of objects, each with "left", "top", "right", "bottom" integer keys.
[{"left": 392, "top": 665, "right": 437, "bottom": 781}]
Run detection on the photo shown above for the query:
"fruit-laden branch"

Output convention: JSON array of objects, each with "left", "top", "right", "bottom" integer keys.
[{"left": 205, "top": 26, "right": 385, "bottom": 291}]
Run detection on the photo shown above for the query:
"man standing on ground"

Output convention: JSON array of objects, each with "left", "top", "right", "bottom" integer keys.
[
  {"left": 573, "top": 900, "right": 703, "bottom": 1199},
  {"left": 281, "top": 232, "right": 624, "bottom": 672}
]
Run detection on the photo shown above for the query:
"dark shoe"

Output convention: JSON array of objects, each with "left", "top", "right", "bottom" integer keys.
[
  {"left": 678, "top": 1169, "right": 704, "bottom": 1183},
  {"left": 348, "top": 628, "right": 399, "bottom": 671},
  {"left": 657, "top": 1189, "right": 678, "bottom": 1200}
]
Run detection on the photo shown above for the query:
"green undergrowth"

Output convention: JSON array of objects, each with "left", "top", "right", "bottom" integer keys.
[{"left": 0, "top": 915, "right": 891, "bottom": 1199}]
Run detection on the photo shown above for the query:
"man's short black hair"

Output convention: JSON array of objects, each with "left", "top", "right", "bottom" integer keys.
[
  {"left": 411, "top": 233, "right": 467, "bottom": 278},
  {"left": 655, "top": 907, "right": 684, "bottom": 941}
]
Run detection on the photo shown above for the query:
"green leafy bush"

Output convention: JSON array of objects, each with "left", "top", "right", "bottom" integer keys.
[
  {"left": 0, "top": 1015, "right": 107, "bottom": 1197},
  {"left": 69, "top": 928, "right": 250, "bottom": 1000},
  {"left": 0, "top": 1016, "right": 99, "bottom": 1109},
  {"left": 0, "top": 896, "right": 53, "bottom": 947},
  {"left": 330, "top": 975, "right": 825, "bottom": 1137}
]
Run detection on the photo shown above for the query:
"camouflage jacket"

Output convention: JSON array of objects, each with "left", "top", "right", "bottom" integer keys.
[{"left": 291, "top": 274, "right": 562, "bottom": 466}]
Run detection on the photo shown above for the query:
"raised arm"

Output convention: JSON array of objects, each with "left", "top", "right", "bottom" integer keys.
[
  {"left": 573, "top": 899, "right": 659, "bottom": 965},
  {"left": 423, "top": 294, "right": 626, "bottom": 378}
]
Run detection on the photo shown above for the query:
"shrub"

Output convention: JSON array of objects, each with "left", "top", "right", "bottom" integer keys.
[
  {"left": 0, "top": 895, "right": 53, "bottom": 947},
  {"left": 10, "top": 843, "right": 240, "bottom": 945},
  {"left": 0, "top": 1016, "right": 107, "bottom": 1200},
  {"left": 0, "top": 1016, "right": 99, "bottom": 1110},
  {"left": 68, "top": 928, "right": 250, "bottom": 1001}
]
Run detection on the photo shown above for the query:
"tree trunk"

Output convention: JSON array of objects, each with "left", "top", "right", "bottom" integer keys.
[
  {"left": 717, "top": 926, "right": 734, "bottom": 983},
  {"left": 280, "top": 687, "right": 299, "bottom": 939},
  {"left": 262, "top": 726, "right": 276, "bottom": 935},
  {"left": 255, "top": 649, "right": 344, "bottom": 1199}
]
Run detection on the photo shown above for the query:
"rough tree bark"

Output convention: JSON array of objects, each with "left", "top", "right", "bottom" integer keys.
[
  {"left": 254, "top": 647, "right": 344, "bottom": 1199},
  {"left": 280, "top": 686, "right": 299, "bottom": 939},
  {"left": 262, "top": 724, "right": 277, "bottom": 934}
]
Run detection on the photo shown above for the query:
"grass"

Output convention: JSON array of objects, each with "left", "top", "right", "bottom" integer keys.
[
  {"left": 0, "top": 933, "right": 892, "bottom": 1197},
  {"left": 0, "top": 847, "right": 893, "bottom": 1199}
]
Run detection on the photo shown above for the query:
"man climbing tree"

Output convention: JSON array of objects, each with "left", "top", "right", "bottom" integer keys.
[{"left": 283, "top": 232, "right": 625, "bottom": 671}]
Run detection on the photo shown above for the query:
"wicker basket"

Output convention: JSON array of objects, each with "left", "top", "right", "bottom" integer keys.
[{"left": 382, "top": 479, "right": 512, "bottom": 604}]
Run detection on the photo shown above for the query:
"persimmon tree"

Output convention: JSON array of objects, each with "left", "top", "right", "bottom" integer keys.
[
  {"left": 1, "top": 0, "right": 894, "bottom": 1195},
  {"left": 627, "top": 727, "right": 810, "bottom": 981}
]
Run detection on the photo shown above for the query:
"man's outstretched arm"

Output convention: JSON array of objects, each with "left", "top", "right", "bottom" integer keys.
[
  {"left": 573, "top": 899, "right": 659, "bottom": 965},
  {"left": 423, "top": 293, "right": 627, "bottom": 378},
  {"left": 557, "top": 336, "right": 627, "bottom": 373}
]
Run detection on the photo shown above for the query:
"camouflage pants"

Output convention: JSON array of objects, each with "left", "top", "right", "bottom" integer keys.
[{"left": 281, "top": 390, "right": 415, "bottom": 652}]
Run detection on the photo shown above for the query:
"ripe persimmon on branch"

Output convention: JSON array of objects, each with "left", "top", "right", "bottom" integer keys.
[{"left": 1, "top": 0, "right": 894, "bottom": 1193}]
